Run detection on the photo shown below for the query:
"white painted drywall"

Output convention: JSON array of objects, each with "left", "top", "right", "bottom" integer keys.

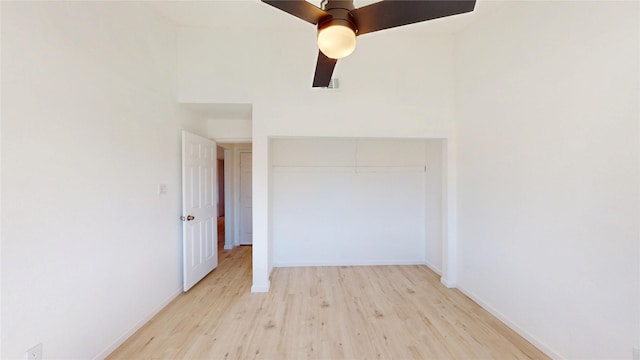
[
  {"left": 455, "top": 2, "right": 639, "bottom": 358},
  {"left": 1, "top": 2, "right": 206, "bottom": 359},
  {"left": 207, "top": 119, "right": 252, "bottom": 142},
  {"left": 272, "top": 138, "right": 429, "bottom": 266}
]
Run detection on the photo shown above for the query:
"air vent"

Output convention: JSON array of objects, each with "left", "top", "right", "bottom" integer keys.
[{"left": 326, "top": 78, "right": 339, "bottom": 89}]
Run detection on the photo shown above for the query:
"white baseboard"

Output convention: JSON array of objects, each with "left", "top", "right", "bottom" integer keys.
[
  {"left": 251, "top": 281, "right": 270, "bottom": 293},
  {"left": 273, "top": 259, "right": 427, "bottom": 267},
  {"left": 423, "top": 260, "right": 442, "bottom": 276},
  {"left": 93, "top": 288, "right": 182, "bottom": 360},
  {"left": 223, "top": 244, "right": 233, "bottom": 250},
  {"left": 440, "top": 277, "right": 457, "bottom": 288},
  {"left": 457, "top": 285, "right": 562, "bottom": 360}
]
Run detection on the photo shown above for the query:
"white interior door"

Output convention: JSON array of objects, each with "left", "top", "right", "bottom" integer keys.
[
  {"left": 182, "top": 131, "right": 217, "bottom": 292},
  {"left": 239, "top": 151, "right": 253, "bottom": 245}
]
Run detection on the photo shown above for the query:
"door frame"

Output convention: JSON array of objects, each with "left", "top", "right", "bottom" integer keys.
[
  {"left": 235, "top": 147, "right": 252, "bottom": 246},
  {"left": 223, "top": 148, "right": 233, "bottom": 250},
  {"left": 216, "top": 142, "right": 253, "bottom": 249}
]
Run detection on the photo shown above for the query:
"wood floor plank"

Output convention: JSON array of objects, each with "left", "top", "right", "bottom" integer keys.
[{"left": 108, "top": 246, "right": 549, "bottom": 360}]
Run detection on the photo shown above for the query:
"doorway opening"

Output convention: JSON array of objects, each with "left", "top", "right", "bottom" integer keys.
[
  {"left": 217, "top": 146, "right": 226, "bottom": 250},
  {"left": 217, "top": 143, "right": 253, "bottom": 252}
]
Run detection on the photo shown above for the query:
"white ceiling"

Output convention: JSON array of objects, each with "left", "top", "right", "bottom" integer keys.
[{"left": 146, "top": 0, "right": 500, "bottom": 34}]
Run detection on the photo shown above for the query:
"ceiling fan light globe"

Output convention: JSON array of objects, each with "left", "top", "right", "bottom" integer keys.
[{"left": 317, "top": 24, "right": 356, "bottom": 59}]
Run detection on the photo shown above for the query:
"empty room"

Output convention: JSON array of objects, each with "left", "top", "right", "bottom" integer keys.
[{"left": 1, "top": 1, "right": 638, "bottom": 359}]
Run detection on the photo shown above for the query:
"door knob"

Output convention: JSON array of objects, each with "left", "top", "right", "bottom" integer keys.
[{"left": 180, "top": 215, "right": 196, "bottom": 221}]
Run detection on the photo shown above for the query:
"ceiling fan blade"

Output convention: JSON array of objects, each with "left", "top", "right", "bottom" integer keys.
[
  {"left": 351, "top": 0, "right": 476, "bottom": 35},
  {"left": 261, "top": 0, "right": 330, "bottom": 25},
  {"left": 312, "top": 51, "right": 337, "bottom": 87}
]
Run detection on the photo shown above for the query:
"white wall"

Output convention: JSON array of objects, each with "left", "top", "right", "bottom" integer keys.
[
  {"left": 272, "top": 138, "right": 432, "bottom": 266},
  {"left": 1, "top": 2, "right": 206, "bottom": 359},
  {"left": 424, "top": 140, "right": 443, "bottom": 273},
  {"left": 207, "top": 119, "right": 252, "bottom": 142},
  {"left": 178, "top": 20, "right": 458, "bottom": 290},
  {"left": 455, "top": 2, "right": 639, "bottom": 359}
]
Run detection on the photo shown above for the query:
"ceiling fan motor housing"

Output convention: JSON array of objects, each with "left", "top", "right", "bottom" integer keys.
[
  {"left": 318, "top": 0, "right": 357, "bottom": 35},
  {"left": 321, "top": 0, "right": 355, "bottom": 12},
  {"left": 317, "top": 15, "right": 357, "bottom": 35}
]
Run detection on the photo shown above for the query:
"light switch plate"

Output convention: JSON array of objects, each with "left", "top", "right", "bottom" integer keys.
[
  {"left": 26, "top": 343, "right": 42, "bottom": 360},
  {"left": 158, "top": 183, "right": 168, "bottom": 195}
]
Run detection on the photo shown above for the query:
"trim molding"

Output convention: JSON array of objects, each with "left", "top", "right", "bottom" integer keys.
[
  {"left": 274, "top": 260, "right": 427, "bottom": 267},
  {"left": 457, "top": 284, "right": 562, "bottom": 360},
  {"left": 93, "top": 288, "right": 182, "bottom": 360},
  {"left": 213, "top": 137, "right": 252, "bottom": 143},
  {"left": 440, "top": 278, "right": 457, "bottom": 288},
  {"left": 234, "top": 147, "right": 252, "bottom": 246},
  {"left": 424, "top": 260, "right": 442, "bottom": 276}
]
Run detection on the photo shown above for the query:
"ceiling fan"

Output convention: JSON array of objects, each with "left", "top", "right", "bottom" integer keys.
[{"left": 261, "top": 0, "right": 476, "bottom": 87}]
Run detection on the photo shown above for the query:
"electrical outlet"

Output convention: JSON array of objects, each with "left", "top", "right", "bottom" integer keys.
[
  {"left": 158, "top": 183, "right": 168, "bottom": 195},
  {"left": 26, "top": 343, "right": 42, "bottom": 360},
  {"left": 632, "top": 347, "right": 640, "bottom": 360}
]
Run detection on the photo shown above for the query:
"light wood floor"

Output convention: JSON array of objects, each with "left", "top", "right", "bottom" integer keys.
[{"left": 108, "top": 245, "right": 548, "bottom": 359}]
